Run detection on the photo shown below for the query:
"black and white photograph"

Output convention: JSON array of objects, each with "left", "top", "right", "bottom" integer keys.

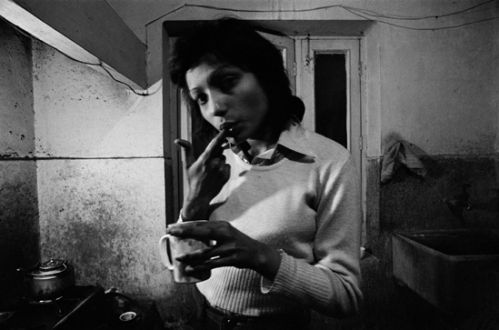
[{"left": 1, "top": 1, "right": 498, "bottom": 329}]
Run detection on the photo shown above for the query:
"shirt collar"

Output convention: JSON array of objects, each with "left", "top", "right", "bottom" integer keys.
[
  {"left": 276, "top": 120, "right": 317, "bottom": 158},
  {"left": 230, "top": 119, "right": 317, "bottom": 161}
]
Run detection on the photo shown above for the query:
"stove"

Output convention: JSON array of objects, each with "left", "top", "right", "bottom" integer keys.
[{"left": 0, "top": 285, "right": 163, "bottom": 330}]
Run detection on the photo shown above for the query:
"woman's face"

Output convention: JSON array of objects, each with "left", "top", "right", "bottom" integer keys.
[{"left": 185, "top": 61, "right": 270, "bottom": 144}]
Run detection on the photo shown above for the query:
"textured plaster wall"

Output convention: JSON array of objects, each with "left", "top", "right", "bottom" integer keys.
[
  {"left": 30, "top": 40, "right": 175, "bottom": 314},
  {"left": 0, "top": 21, "right": 39, "bottom": 307},
  {"left": 0, "top": 25, "right": 35, "bottom": 158},
  {"left": 37, "top": 159, "right": 166, "bottom": 292},
  {"left": 32, "top": 42, "right": 162, "bottom": 158},
  {"left": 379, "top": 21, "right": 498, "bottom": 156}
]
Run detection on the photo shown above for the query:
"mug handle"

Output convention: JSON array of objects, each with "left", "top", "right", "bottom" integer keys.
[{"left": 158, "top": 235, "right": 174, "bottom": 270}]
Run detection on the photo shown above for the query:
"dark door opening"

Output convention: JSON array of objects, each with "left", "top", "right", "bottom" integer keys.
[{"left": 314, "top": 53, "right": 347, "bottom": 148}]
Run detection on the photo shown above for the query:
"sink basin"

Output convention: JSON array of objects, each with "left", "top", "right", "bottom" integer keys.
[{"left": 392, "top": 229, "right": 499, "bottom": 314}]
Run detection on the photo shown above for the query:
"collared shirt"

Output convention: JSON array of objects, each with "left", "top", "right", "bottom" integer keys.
[{"left": 231, "top": 119, "right": 317, "bottom": 166}]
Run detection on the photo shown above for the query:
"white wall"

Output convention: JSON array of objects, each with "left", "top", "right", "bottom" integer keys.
[{"left": 378, "top": 19, "right": 498, "bottom": 156}]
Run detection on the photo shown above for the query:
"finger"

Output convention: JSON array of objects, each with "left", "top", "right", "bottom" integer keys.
[
  {"left": 174, "top": 139, "right": 195, "bottom": 168},
  {"left": 200, "top": 129, "right": 230, "bottom": 161},
  {"left": 176, "top": 246, "right": 218, "bottom": 262},
  {"left": 168, "top": 221, "right": 230, "bottom": 241},
  {"left": 185, "top": 254, "right": 235, "bottom": 273},
  {"left": 177, "top": 244, "right": 236, "bottom": 268}
]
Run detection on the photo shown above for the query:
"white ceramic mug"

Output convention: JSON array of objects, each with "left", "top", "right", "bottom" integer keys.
[{"left": 159, "top": 221, "right": 211, "bottom": 283}]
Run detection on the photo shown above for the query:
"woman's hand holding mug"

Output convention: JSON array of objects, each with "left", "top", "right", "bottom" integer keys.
[
  {"left": 159, "top": 221, "right": 211, "bottom": 283},
  {"left": 168, "top": 221, "right": 282, "bottom": 281}
]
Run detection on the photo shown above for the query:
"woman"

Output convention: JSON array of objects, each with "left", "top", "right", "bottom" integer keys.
[{"left": 169, "top": 18, "right": 362, "bottom": 330}]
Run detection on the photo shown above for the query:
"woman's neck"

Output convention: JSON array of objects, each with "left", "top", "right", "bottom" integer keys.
[
  {"left": 245, "top": 139, "right": 276, "bottom": 158},
  {"left": 244, "top": 127, "right": 280, "bottom": 158}
]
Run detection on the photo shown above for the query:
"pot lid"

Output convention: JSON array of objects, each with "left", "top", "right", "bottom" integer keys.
[
  {"left": 29, "top": 259, "right": 67, "bottom": 276},
  {"left": 39, "top": 259, "right": 66, "bottom": 271}
]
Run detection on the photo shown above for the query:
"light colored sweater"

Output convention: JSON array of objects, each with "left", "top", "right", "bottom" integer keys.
[{"left": 196, "top": 121, "right": 363, "bottom": 318}]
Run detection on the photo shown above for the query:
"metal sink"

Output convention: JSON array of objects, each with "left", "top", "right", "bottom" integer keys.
[{"left": 392, "top": 229, "right": 499, "bottom": 314}]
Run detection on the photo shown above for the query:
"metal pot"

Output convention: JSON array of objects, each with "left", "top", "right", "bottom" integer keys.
[{"left": 18, "top": 259, "right": 75, "bottom": 301}]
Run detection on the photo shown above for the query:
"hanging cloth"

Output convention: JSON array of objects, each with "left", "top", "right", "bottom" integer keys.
[{"left": 381, "top": 140, "right": 427, "bottom": 183}]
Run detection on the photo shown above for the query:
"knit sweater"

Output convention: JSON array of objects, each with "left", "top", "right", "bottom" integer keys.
[{"left": 195, "top": 121, "right": 363, "bottom": 318}]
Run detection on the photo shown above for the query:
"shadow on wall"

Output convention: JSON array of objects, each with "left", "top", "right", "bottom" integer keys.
[{"left": 0, "top": 163, "right": 40, "bottom": 309}]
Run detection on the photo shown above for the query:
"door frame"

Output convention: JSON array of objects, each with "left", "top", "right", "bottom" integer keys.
[
  {"left": 296, "top": 36, "right": 367, "bottom": 241},
  {"left": 164, "top": 22, "right": 369, "bottom": 242}
]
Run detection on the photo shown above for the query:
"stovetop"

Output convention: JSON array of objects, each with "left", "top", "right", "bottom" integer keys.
[
  {"left": 1, "top": 285, "right": 102, "bottom": 329},
  {"left": 1, "top": 285, "right": 163, "bottom": 330},
  {"left": 1, "top": 285, "right": 127, "bottom": 330}
]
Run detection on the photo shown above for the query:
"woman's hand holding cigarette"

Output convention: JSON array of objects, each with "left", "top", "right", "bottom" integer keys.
[{"left": 174, "top": 129, "right": 231, "bottom": 221}]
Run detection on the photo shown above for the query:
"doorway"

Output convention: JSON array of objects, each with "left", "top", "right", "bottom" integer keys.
[
  {"left": 296, "top": 37, "right": 365, "bottom": 237},
  {"left": 297, "top": 38, "right": 362, "bottom": 181},
  {"left": 164, "top": 23, "right": 367, "bottom": 233}
]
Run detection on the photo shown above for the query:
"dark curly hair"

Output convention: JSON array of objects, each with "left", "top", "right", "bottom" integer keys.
[{"left": 169, "top": 17, "right": 298, "bottom": 141}]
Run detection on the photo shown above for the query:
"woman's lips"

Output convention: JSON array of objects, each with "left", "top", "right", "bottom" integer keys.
[{"left": 220, "top": 123, "right": 237, "bottom": 137}]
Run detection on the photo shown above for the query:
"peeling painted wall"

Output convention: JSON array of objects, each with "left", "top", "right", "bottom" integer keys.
[{"left": 0, "top": 20, "right": 39, "bottom": 308}]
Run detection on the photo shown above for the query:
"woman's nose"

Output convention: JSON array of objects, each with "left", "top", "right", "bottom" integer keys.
[{"left": 208, "top": 91, "right": 228, "bottom": 117}]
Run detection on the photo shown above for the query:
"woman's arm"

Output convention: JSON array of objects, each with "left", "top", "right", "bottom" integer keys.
[{"left": 261, "top": 156, "right": 363, "bottom": 318}]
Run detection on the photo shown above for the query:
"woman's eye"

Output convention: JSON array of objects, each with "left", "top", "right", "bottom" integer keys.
[
  {"left": 219, "top": 76, "right": 239, "bottom": 92},
  {"left": 195, "top": 94, "right": 208, "bottom": 105}
]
